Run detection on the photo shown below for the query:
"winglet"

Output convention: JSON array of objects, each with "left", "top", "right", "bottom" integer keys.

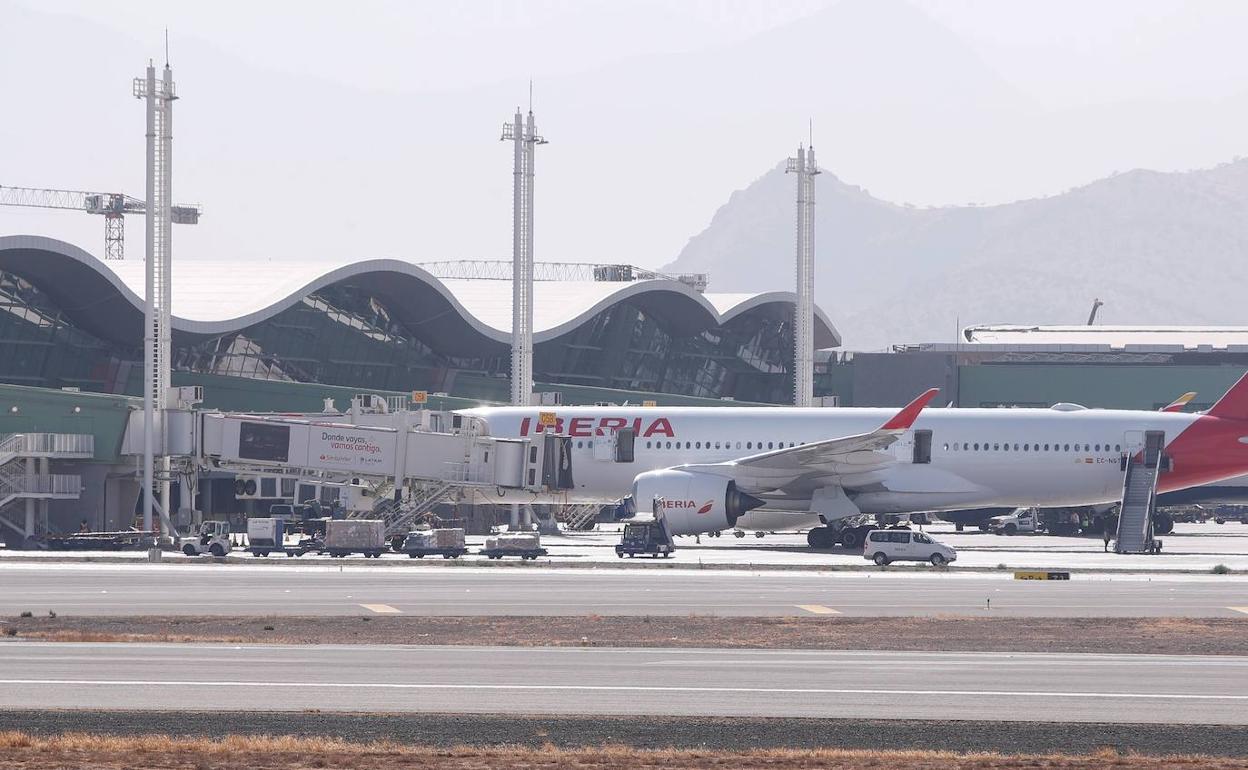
[
  {"left": 1161, "top": 392, "right": 1197, "bottom": 413},
  {"left": 881, "top": 388, "right": 941, "bottom": 431},
  {"left": 1207, "top": 372, "right": 1248, "bottom": 420}
]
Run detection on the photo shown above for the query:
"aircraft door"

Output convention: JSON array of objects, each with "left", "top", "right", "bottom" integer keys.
[
  {"left": 615, "top": 427, "right": 635, "bottom": 463},
  {"left": 913, "top": 430, "right": 932, "bottom": 464},
  {"left": 1144, "top": 431, "right": 1165, "bottom": 469}
]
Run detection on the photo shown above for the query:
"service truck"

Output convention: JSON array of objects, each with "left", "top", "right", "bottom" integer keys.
[
  {"left": 988, "top": 508, "right": 1040, "bottom": 535},
  {"left": 615, "top": 520, "right": 674, "bottom": 558}
]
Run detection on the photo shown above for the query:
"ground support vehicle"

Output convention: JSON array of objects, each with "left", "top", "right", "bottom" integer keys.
[
  {"left": 402, "top": 528, "right": 469, "bottom": 559},
  {"left": 807, "top": 522, "right": 896, "bottom": 550},
  {"left": 615, "top": 520, "right": 674, "bottom": 558},
  {"left": 181, "top": 521, "right": 232, "bottom": 557},
  {"left": 863, "top": 529, "right": 956, "bottom": 566},
  {"left": 989, "top": 508, "right": 1040, "bottom": 535},
  {"left": 324, "top": 519, "right": 386, "bottom": 558},
  {"left": 480, "top": 533, "right": 547, "bottom": 560}
]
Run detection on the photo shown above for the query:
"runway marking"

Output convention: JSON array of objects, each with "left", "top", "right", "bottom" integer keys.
[
  {"left": 2, "top": 680, "right": 1244, "bottom": 701},
  {"left": 1230, "top": 607, "right": 1248, "bottom": 616},
  {"left": 795, "top": 604, "right": 840, "bottom": 615},
  {"left": 359, "top": 604, "right": 401, "bottom": 614}
]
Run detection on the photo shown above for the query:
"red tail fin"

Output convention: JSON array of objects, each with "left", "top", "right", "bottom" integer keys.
[{"left": 1206, "top": 372, "right": 1248, "bottom": 420}]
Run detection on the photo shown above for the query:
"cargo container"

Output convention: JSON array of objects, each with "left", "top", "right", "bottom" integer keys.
[
  {"left": 480, "top": 532, "right": 547, "bottom": 560},
  {"left": 401, "top": 528, "right": 468, "bottom": 559},
  {"left": 324, "top": 519, "right": 386, "bottom": 558},
  {"left": 247, "top": 518, "right": 286, "bottom": 556}
]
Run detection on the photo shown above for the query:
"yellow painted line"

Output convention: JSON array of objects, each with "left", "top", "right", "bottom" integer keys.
[
  {"left": 1229, "top": 607, "right": 1248, "bottom": 616},
  {"left": 795, "top": 604, "right": 840, "bottom": 615},
  {"left": 360, "top": 604, "right": 401, "bottom": 614}
]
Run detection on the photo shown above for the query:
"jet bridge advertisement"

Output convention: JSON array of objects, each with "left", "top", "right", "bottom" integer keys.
[
  {"left": 310, "top": 426, "right": 395, "bottom": 473},
  {"left": 207, "top": 415, "right": 399, "bottom": 476}
]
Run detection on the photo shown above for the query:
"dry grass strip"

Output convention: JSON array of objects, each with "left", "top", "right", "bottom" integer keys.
[
  {"left": 4, "top": 615, "right": 1247, "bottom": 655},
  {"left": 0, "top": 732, "right": 1245, "bottom": 770}
]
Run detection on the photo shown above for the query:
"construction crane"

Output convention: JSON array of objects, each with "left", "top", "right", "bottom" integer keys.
[
  {"left": 1087, "top": 297, "right": 1104, "bottom": 325},
  {"left": 0, "top": 184, "right": 201, "bottom": 261}
]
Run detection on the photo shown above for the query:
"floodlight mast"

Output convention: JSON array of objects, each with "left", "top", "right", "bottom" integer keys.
[
  {"left": 786, "top": 143, "right": 819, "bottom": 407},
  {"left": 133, "top": 61, "right": 177, "bottom": 538},
  {"left": 501, "top": 106, "right": 547, "bottom": 407}
]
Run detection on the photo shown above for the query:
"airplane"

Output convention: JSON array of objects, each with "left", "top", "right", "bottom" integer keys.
[{"left": 459, "top": 372, "right": 1248, "bottom": 547}]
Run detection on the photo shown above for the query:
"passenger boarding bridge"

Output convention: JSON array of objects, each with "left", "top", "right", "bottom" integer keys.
[{"left": 121, "top": 392, "right": 577, "bottom": 536}]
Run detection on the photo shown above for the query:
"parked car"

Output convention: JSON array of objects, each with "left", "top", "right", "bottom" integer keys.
[{"left": 863, "top": 529, "right": 956, "bottom": 566}]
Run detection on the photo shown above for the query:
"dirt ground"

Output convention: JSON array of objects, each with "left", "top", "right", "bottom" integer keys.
[
  {"left": 0, "top": 733, "right": 1244, "bottom": 770},
  {"left": 3, "top": 614, "right": 1246, "bottom": 654}
]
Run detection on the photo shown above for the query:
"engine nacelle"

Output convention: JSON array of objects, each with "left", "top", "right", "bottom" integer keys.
[{"left": 628, "top": 469, "right": 765, "bottom": 535}]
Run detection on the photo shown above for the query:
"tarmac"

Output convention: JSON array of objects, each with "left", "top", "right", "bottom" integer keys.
[
  {"left": 5, "top": 521, "right": 1247, "bottom": 572},
  {"left": 1, "top": 561, "right": 1245, "bottom": 617},
  {"left": 1, "top": 641, "right": 1244, "bottom": 724}
]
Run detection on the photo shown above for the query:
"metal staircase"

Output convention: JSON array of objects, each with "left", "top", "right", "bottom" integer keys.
[
  {"left": 370, "top": 481, "right": 457, "bottom": 538},
  {"left": 1115, "top": 431, "right": 1165, "bottom": 554},
  {"left": 0, "top": 433, "right": 93, "bottom": 542},
  {"left": 556, "top": 503, "right": 602, "bottom": 531}
]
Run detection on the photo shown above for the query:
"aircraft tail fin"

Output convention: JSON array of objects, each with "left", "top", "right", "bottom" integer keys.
[
  {"left": 1161, "top": 392, "right": 1197, "bottom": 413},
  {"left": 1206, "top": 372, "right": 1248, "bottom": 420}
]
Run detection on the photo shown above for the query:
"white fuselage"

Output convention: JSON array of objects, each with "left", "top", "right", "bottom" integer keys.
[{"left": 458, "top": 405, "right": 1219, "bottom": 524}]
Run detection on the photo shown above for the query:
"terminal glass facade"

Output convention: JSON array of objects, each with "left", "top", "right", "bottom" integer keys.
[
  {"left": 0, "top": 270, "right": 135, "bottom": 392},
  {"left": 173, "top": 282, "right": 799, "bottom": 403}
]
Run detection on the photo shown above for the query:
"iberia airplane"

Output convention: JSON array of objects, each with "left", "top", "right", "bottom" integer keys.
[{"left": 459, "top": 372, "right": 1248, "bottom": 545}]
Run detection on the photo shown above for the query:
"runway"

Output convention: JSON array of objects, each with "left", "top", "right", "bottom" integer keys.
[
  {"left": 0, "top": 641, "right": 1244, "bottom": 724},
  {"left": 2, "top": 563, "right": 1246, "bottom": 617}
]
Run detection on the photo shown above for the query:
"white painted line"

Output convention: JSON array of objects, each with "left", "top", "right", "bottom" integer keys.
[
  {"left": 1228, "top": 607, "right": 1248, "bottom": 615},
  {"left": 795, "top": 604, "right": 840, "bottom": 615},
  {"left": 0, "top": 680, "right": 1243, "bottom": 701},
  {"left": 359, "top": 604, "right": 401, "bottom": 614}
]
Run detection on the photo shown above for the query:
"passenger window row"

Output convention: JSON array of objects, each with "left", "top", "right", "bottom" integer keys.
[
  {"left": 634, "top": 440, "right": 805, "bottom": 451},
  {"left": 942, "top": 441, "right": 1123, "bottom": 453}
]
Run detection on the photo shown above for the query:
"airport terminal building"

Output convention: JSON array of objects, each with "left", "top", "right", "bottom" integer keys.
[{"left": 0, "top": 235, "right": 840, "bottom": 406}]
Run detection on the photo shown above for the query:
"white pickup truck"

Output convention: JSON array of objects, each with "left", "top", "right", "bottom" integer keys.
[{"left": 988, "top": 508, "right": 1040, "bottom": 535}]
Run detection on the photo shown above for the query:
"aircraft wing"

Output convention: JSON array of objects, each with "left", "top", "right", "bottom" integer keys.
[{"left": 678, "top": 388, "right": 941, "bottom": 495}]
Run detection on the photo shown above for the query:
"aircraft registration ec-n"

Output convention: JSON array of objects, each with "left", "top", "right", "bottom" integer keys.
[{"left": 457, "top": 372, "right": 1248, "bottom": 544}]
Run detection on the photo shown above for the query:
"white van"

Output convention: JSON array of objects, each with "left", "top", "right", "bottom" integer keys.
[{"left": 863, "top": 529, "right": 956, "bottom": 566}]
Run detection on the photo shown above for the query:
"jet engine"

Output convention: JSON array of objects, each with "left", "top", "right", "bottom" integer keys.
[{"left": 627, "top": 469, "right": 765, "bottom": 535}]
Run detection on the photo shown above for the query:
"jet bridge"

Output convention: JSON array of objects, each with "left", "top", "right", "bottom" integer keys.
[{"left": 121, "top": 397, "right": 575, "bottom": 526}]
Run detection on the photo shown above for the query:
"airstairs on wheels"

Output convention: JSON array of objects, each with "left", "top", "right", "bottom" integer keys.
[{"left": 1114, "top": 431, "right": 1165, "bottom": 554}]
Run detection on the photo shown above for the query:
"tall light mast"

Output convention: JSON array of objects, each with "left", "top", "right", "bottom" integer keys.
[
  {"left": 501, "top": 105, "right": 547, "bottom": 406},
  {"left": 786, "top": 142, "right": 819, "bottom": 407},
  {"left": 134, "top": 60, "right": 177, "bottom": 537}
]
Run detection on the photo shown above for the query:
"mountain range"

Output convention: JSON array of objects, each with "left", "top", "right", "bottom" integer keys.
[{"left": 663, "top": 158, "right": 1248, "bottom": 351}]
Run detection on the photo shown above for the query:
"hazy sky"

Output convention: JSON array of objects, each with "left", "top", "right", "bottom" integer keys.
[{"left": 4, "top": 0, "right": 1248, "bottom": 271}]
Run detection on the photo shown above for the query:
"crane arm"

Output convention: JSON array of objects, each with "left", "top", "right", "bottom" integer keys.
[
  {"left": 0, "top": 185, "right": 144, "bottom": 215},
  {"left": 1, "top": 185, "right": 200, "bottom": 223}
]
